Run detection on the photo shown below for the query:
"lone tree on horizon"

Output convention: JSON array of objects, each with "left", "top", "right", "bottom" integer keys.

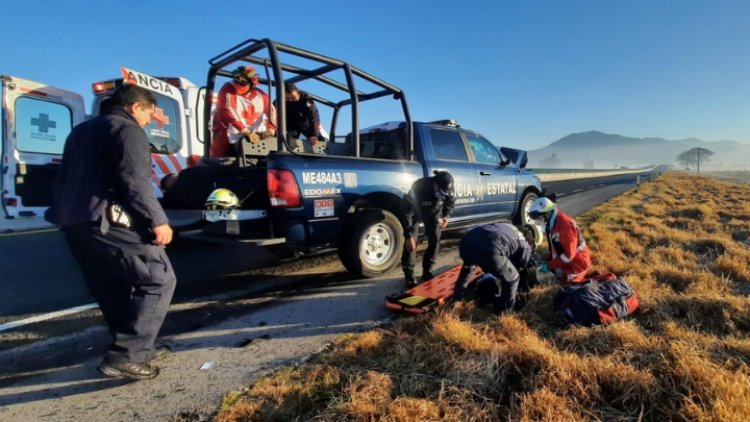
[{"left": 677, "top": 147, "right": 714, "bottom": 174}]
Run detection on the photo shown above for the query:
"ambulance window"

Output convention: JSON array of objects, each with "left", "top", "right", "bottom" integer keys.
[
  {"left": 14, "top": 97, "right": 73, "bottom": 155},
  {"left": 430, "top": 128, "right": 468, "bottom": 161},
  {"left": 144, "top": 93, "right": 181, "bottom": 154}
]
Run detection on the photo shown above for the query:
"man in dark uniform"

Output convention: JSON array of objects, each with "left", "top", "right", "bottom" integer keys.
[
  {"left": 452, "top": 222, "right": 533, "bottom": 313},
  {"left": 283, "top": 82, "right": 323, "bottom": 146},
  {"left": 45, "top": 84, "right": 176, "bottom": 380},
  {"left": 401, "top": 171, "right": 455, "bottom": 286}
]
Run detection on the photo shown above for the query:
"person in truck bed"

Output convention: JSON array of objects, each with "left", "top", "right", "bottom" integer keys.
[
  {"left": 210, "top": 65, "right": 277, "bottom": 157},
  {"left": 281, "top": 82, "right": 324, "bottom": 147},
  {"left": 401, "top": 171, "right": 455, "bottom": 287}
]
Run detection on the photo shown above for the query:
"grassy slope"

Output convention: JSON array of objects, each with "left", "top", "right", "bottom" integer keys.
[{"left": 209, "top": 172, "right": 750, "bottom": 422}]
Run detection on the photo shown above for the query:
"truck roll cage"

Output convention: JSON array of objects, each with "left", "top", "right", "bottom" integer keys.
[{"left": 204, "top": 38, "right": 413, "bottom": 160}]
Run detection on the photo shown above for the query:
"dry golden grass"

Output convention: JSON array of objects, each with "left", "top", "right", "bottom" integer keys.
[{"left": 212, "top": 172, "right": 750, "bottom": 422}]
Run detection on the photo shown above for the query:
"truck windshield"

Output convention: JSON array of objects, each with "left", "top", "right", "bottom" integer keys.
[{"left": 466, "top": 132, "right": 502, "bottom": 164}]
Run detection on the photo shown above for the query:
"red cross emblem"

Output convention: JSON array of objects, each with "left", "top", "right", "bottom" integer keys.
[
  {"left": 151, "top": 107, "right": 170, "bottom": 129},
  {"left": 240, "top": 106, "right": 257, "bottom": 124}
]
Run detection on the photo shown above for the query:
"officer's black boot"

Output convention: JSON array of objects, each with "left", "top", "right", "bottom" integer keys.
[{"left": 404, "top": 270, "right": 418, "bottom": 287}]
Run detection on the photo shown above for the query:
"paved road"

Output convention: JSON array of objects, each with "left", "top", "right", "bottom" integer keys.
[{"left": 0, "top": 233, "right": 277, "bottom": 320}]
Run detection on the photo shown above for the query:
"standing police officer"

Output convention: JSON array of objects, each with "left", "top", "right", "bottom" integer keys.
[
  {"left": 401, "top": 171, "right": 455, "bottom": 286},
  {"left": 46, "top": 84, "right": 176, "bottom": 380}
]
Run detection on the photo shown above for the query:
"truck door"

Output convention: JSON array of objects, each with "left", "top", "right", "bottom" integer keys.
[
  {"left": 464, "top": 131, "right": 518, "bottom": 219},
  {"left": 1, "top": 76, "right": 85, "bottom": 218},
  {"left": 421, "top": 125, "right": 481, "bottom": 222},
  {"left": 118, "top": 67, "right": 189, "bottom": 197}
]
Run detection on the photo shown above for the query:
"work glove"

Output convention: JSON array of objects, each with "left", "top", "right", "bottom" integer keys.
[
  {"left": 243, "top": 132, "right": 261, "bottom": 144},
  {"left": 261, "top": 130, "right": 275, "bottom": 140},
  {"left": 538, "top": 261, "right": 549, "bottom": 273}
]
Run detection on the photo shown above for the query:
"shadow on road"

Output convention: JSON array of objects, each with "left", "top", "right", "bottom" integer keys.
[{"left": 0, "top": 267, "right": 402, "bottom": 408}]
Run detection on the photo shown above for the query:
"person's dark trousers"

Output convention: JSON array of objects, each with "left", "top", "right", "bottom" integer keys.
[
  {"left": 63, "top": 223, "right": 176, "bottom": 364},
  {"left": 421, "top": 218, "right": 441, "bottom": 278},
  {"left": 488, "top": 254, "right": 521, "bottom": 313},
  {"left": 401, "top": 218, "right": 442, "bottom": 281},
  {"left": 401, "top": 243, "right": 416, "bottom": 281},
  {"left": 401, "top": 219, "right": 420, "bottom": 282}
]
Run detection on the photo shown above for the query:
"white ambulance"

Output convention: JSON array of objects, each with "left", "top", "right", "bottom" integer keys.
[
  {"left": 1, "top": 75, "right": 85, "bottom": 222},
  {"left": 1, "top": 68, "right": 209, "bottom": 229}
]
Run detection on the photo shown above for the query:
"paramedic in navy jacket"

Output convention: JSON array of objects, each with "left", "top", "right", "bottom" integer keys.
[
  {"left": 46, "top": 84, "right": 176, "bottom": 380},
  {"left": 452, "top": 222, "right": 533, "bottom": 313}
]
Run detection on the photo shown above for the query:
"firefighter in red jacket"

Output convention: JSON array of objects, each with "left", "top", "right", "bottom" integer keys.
[
  {"left": 210, "top": 65, "right": 277, "bottom": 157},
  {"left": 528, "top": 197, "right": 592, "bottom": 283}
]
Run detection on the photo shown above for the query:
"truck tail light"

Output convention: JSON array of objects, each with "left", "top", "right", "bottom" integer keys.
[
  {"left": 268, "top": 169, "right": 301, "bottom": 207},
  {"left": 187, "top": 154, "right": 201, "bottom": 167}
]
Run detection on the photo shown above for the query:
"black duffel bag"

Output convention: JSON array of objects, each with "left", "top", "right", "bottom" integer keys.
[{"left": 553, "top": 273, "right": 640, "bottom": 326}]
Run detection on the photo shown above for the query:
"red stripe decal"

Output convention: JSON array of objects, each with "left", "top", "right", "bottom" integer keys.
[
  {"left": 151, "top": 154, "right": 171, "bottom": 175},
  {"left": 20, "top": 87, "right": 48, "bottom": 97},
  {"left": 167, "top": 154, "right": 182, "bottom": 172}
]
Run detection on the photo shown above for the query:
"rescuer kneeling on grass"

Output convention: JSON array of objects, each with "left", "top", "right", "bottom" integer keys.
[
  {"left": 528, "top": 197, "right": 592, "bottom": 283},
  {"left": 452, "top": 222, "right": 535, "bottom": 313}
]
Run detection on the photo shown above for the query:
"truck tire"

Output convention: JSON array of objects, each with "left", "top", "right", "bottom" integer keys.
[
  {"left": 514, "top": 191, "right": 544, "bottom": 247},
  {"left": 338, "top": 209, "right": 404, "bottom": 278}
]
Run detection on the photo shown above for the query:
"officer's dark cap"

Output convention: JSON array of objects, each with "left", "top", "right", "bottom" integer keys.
[{"left": 434, "top": 171, "right": 454, "bottom": 193}]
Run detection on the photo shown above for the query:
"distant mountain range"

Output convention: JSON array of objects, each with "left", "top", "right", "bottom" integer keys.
[{"left": 527, "top": 130, "right": 750, "bottom": 170}]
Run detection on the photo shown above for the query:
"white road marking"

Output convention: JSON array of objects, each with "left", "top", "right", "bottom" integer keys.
[{"left": 0, "top": 303, "right": 99, "bottom": 333}]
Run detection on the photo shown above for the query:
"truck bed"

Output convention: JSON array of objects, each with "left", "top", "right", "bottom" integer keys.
[{"left": 161, "top": 165, "right": 268, "bottom": 210}]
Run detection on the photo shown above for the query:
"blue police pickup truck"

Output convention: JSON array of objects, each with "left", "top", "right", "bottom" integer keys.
[{"left": 167, "top": 39, "right": 542, "bottom": 278}]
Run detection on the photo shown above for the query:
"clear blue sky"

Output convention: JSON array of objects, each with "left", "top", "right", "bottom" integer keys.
[{"left": 3, "top": 0, "right": 749, "bottom": 150}]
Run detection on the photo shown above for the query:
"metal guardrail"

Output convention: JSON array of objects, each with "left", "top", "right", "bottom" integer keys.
[
  {"left": 529, "top": 166, "right": 654, "bottom": 174},
  {"left": 530, "top": 166, "right": 657, "bottom": 182}
]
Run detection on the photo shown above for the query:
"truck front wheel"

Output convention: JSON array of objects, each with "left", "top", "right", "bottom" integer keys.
[
  {"left": 514, "top": 191, "right": 544, "bottom": 247},
  {"left": 339, "top": 209, "right": 404, "bottom": 278}
]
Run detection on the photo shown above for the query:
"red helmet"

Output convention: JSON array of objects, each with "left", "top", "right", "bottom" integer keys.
[{"left": 231, "top": 65, "right": 259, "bottom": 86}]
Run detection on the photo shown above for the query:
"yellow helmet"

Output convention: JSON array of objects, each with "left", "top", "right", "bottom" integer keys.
[{"left": 205, "top": 188, "right": 240, "bottom": 210}]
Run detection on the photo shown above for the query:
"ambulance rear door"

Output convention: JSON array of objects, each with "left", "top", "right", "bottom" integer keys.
[{"left": 0, "top": 75, "right": 85, "bottom": 218}]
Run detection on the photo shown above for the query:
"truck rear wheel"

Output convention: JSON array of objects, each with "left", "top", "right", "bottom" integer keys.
[{"left": 338, "top": 209, "right": 404, "bottom": 278}]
